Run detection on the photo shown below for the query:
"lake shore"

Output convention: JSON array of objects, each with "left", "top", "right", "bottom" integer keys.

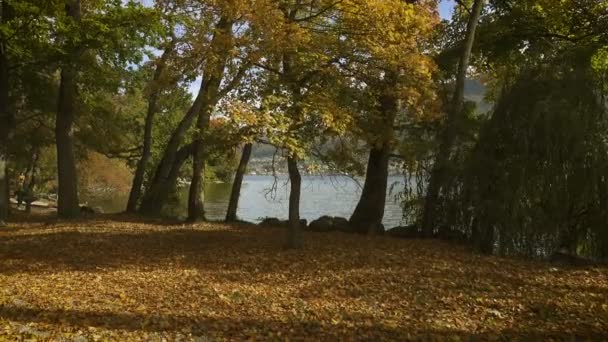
[
  {"left": 81, "top": 175, "right": 409, "bottom": 228},
  {"left": 1, "top": 216, "right": 606, "bottom": 340}
]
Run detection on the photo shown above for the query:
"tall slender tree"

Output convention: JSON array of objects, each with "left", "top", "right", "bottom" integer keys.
[
  {"left": 0, "top": 0, "right": 12, "bottom": 224},
  {"left": 140, "top": 1, "right": 258, "bottom": 216},
  {"left": 126, "top": 40, "right": 175, "bottom": 213},
  {"left": 421, "top": 0, "right": 484, "bottom": 237},
  {"left": 55, "top": 0, "right": 82, "bottom": 218},
  {"left": 187, "top": 16, "right": 234, "bottom": 222}
]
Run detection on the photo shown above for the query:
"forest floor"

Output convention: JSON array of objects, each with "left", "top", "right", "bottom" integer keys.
[{"left": 0, "top": 215, "right": 607, "bottom": 341}]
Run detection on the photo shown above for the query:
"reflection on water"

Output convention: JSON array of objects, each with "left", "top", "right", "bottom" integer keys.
[{"left": 86, "top": 175, "right": 407, "bottom": 228}]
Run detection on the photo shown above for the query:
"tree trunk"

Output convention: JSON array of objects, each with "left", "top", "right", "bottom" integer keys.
[
  {"left": 24, "top": 150, "right": 39, "bottom": 214},
  {"left": 472, "top": 219, "right": 495, "bottom": 254},
  {"left": 0, "top": 0, "right": 12, "bottom": 224},
  {"left": 166, "top": 143, "right": 194, "bottom": 191},
  {"left": 0, "top": 155, "right": 8, "bottom": 224},
  {"left": 138, "top": 89, "right": 206, "bottom": 214},
  {"left": 55, "top": 0, "right": 82, "bottom": 219},
  {"left": 286, "top": 156, "right": 303, "bottom": 248},
  {"left": 126, "top": 44, "right": 173, "bottom": 213},
  {"left": 138, "top": 143, "right": 193, "bottom": 215},
  {"left": 142, "top": 17, "right": 233, "bottom": 217},
  {"left": 226, "top": 143, "right": 252, "bottom": 222},
  {"left": 349, "top": 75, "right": 397, "bottom": 234},
  {"left": 421, "top": 0, "right": 484, "bottom": 237},
  {"left": 187, "top": 17, "right": 233, "bottom": 222},
  {"left": 349, "top": 143, "right": 391, "bottom": 233},
  {"left": 187, "top": 131, "right": 206, "bottom": 222}
]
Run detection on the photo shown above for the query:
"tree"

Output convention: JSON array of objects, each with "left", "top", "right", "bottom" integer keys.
[
  {"left": 0, "top": 0, "right": 11, "bottom": 224},
  {"left": 139, "top": 1, "right": 260, "bottom": 217},
  {"left": 225, "top": 142, "right": 252, "bottom": 222},
  {"left": 187, "top": 15, "right": 235, "bottom": 222},
  {"left": 53, "top": 0, "right": 157, "bottom": 218},
  {"left": 331, "top": 0, "right": 438, "bottom": 233},
  {"left": 55, "top": 0, "right": 83, "bottom": 218},
  {"left": 421, "top": 0, "right": 484, "bottom": 237},
  {"left": 435, "top": 0, "right": 608, "bottom": 257},
  {"left": 256, "top": 0, "right": 346, "bottom": 248},
  {"left": 348, "top": 80, "right": 397, "bottom": 233},
  {"left": 126, "top": 39, "right": 175, "bottom": 213},
  {"left": 0, "top": 0, "right": 51, "bottom": 222}
]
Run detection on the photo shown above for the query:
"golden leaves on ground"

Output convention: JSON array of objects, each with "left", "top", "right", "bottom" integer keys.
[{"left": 0, "top": 217, "right": 607, "bottom": 340}]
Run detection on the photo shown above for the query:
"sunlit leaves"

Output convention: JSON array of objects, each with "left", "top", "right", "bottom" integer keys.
[{"left": 0, "top": 220, "right": 606, "bottom": 339}]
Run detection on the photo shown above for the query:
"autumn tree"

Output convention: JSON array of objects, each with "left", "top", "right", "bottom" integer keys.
[
  {"left": 138, "top": 1, "right": 246, "bottom": 216},
  {"left": 126, "top": 37, "right": 176, "bottom": 213},
  {"left": 250, "top": 0, "right": 351, "bottom": 247},
  {"left": 223, "top": 73, "right": 274, "bottom": 222},
  {"left": 0, "top": 0, "right": 53, "bottom": 222},
  {"left": 333, "top": 0, "right": 438, "bottom": 233},
  {"left": 52, "top": 0, "right": 157, "bottom": 218}
]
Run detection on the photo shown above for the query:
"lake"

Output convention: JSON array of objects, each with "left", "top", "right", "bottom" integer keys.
[{"left": 85, "top": 175, "right": 407, "bottom": 228}]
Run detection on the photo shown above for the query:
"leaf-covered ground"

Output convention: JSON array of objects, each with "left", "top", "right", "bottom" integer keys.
[{"left": 1, "top": 216, "right": 607, "bottom": 341}]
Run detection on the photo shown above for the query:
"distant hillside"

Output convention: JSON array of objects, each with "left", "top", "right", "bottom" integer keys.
[{"left": 251, "top": 143, "right": 280, "bottom": 159}]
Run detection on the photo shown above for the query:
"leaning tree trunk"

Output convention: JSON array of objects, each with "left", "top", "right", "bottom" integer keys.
[
  {"left": 126, "top": 43, "right": 173, "bottom": 213},
  {"left": 0, "top": 0, "right": 12, "bottom": 224},
  {"left": 55, "top": 0, "right": 82, "bottom": 219},
  {"left": 186, "top": 89, "right": 220, "bottom": 222},
  {"left": 349, "top": 143, "right": 391, "bottom": 233},
  {"left": 138, "top": 142, "right": 194, "bottom": 215},
  {"left": 286, "top": 156, "right": 303, "bottom": 248},
  {"left": 138, "top": 90, "right": 205, "bottom": 214},
  {"left": 166, "top": 143, "right": 194, "bottom": 192},
  {"left": 187, "top": 17, "right": 233, "bottom": 222},
  {"left": 226, "top": 142, "right": 252, "bottom": 222},
  {"left": 421, "top": 0, "right": 484, "bottom": 237}
]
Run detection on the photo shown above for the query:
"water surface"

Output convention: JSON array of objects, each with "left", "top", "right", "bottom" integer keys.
[{"left": 87, "top": 175, "right": 407, "bottom": 228}]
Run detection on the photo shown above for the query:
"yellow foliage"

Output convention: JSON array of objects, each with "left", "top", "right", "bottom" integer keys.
[{"left": 78, "top": 151, "right": 133, "bottom": 195}]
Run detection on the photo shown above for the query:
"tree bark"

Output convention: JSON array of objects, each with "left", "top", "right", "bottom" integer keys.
[
  {"left": 471, "top": 217, "right": 494, "bottom": 254},
  {"left": 0, "top": 0, "right": 12, "bottom": 224},
  {"left": 24, "top": 150, "right": 39, "bottom": 214},
  {"left": 55, "top": 0, "right": 82, "bottom": 219},
  {"left": 349, "top": 75, "right": 397, "bottom": 234},
  {"left": 0, "top": 156, "right": 7, "bottom": 224},
  {"left": 138, "top": 89, "right": 204, "bottom": 214},
  {"left": 286, "top": 156, "right": 303, "bottom": 248},
  {"left": 349, "top": 143, "right": 391, "bottom": 233},
  {"left": 226, "top": 143, "right": 252, "bottom": 222},
  {"left": 187, "top": 132, "right": 206, "bottom": 221},
  {"left": 126, "top": 43, "right": 173, "bottom": 212},
  {"left": 166, "top": 143, "right": 194, "bottom": 191},
  {"left": 138, "top": 142, "right": 193, "bottom": 215},
  {"left": 187, "top": 17, "right": 233, "bottom": 222},
  {"left": 421, "top": 0, "right": 484, "bottom": 237}
]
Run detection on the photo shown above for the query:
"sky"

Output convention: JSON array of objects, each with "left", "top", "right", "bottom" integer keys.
[{"left": 439, "top": 0, "right": 456, "bottom": 20}]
